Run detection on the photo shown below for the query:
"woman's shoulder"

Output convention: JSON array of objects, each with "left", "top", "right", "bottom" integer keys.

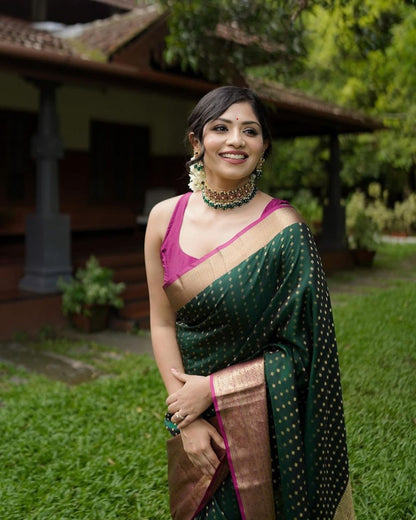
[
  {"left": 275, "top": 204, "right": 304, "bottom": 227},
  {"left": 149, "top": 193, "right": 183, "bottom": 218},
  {"left": 146, "top": 193, "right": 187, "bottom": 239},
  {"left": 259, "top": 192, "right": 304, "bottom": 227}
]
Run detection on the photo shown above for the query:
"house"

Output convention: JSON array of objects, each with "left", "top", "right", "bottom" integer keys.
[{"left": 0, "top": 0, "right": 383, "bottom": 339}]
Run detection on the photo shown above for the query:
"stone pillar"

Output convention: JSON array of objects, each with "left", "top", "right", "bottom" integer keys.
[
  {"left": 320, "top": 133, "right": 346, "bottom": 250},
  {"left": 32, "top": 0, "right": 47, "bottom": 21},
  {"left": 19, "top": 81, "right": 72, "bottom": 293}
]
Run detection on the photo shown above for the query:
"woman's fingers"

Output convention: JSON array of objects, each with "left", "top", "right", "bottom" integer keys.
[
  {"left": 170, "top": 367, "right": 188, "bottom": 382},
  {"left": 175, "top": 413, "right": 194, "bottom": 429},
  {"left": 180, "top": 419, "right": 223, "bottom": 477},
  {"left": 188, "top": 445, "right": 219, "bottom": 477},
  {"left": 210, "top": 427, "right": 226, "bottom": 450},
  {"left": 171, "top": 410, "right": 188, "bottom": 424}
]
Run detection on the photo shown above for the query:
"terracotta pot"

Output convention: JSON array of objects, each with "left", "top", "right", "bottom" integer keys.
[
  {"left": 351, "top": 249, "right": 376, "bottom": 267},
  {"left": 389, "top": 231, "right": 408, "bottom": 237},
  {"left": 70, "top": 305, "right": 110, "bottom": 333}
]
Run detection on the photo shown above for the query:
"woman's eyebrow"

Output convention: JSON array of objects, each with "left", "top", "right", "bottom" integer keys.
[{"left": 215, "top": 117, "right": 261, "bottom": 127}]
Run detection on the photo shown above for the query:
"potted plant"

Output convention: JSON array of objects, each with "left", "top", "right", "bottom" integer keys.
[
  {"left": 347, "top": 210, "right": 379, "bottom": 266},
  {"left": 58, "top": 256, "right": 125, "bottom": 332},
  {"left": 346, "top": 190, "right": 379, "bottom": 267}
]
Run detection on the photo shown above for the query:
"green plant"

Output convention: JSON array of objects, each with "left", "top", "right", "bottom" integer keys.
[
  {"left": 58, "top": 256, "right": 125, "bottom": 317},
  {"left": 290, "top": 189, "right": 323, "bottom": 234},
  {"left": 392, "top": 193, "right": 416, "bottom": 234},
  {"left": 346, "top": 191, "right": 379, "bottom": 250},
  {"left": 348, "top": 210, "right": 379, "bottom": 250}
]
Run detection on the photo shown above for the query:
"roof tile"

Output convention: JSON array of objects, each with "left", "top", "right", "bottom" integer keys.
[
  {"left": 65, "top": 5, "right": 161, "bottom": 58},
  {"left": 0, "top": 14, "right": 74, "bottom": 55}
]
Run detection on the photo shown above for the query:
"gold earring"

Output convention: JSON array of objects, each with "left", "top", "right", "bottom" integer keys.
[{"left": 256, "top": 157, "right": 264, "bottom": 178}]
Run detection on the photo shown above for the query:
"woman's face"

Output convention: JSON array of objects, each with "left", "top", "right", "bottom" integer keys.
[{"left": 192, "top": 101, "right": 268, "bottom": 190}]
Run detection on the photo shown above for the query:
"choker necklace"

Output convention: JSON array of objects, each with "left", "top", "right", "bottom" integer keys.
[{"left": 202, "top": 178, "right": 257, "bottom": 210}]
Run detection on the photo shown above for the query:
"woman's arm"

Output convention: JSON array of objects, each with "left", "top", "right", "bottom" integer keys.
[
  {"left": 144, "top": 200, "right": 185, "bottom": 395},
  {"left": 144, "top": 201, "right": 224, "bottom": 476}
]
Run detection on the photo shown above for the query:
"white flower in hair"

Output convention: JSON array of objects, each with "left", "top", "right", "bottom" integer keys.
[{"left": 188, "top": 157, "right": 206, "bottom": 192}]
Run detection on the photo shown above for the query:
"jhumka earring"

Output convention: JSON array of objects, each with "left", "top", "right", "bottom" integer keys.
[
  {"left": 255, "top": 156, "right": 265, "bottom": 179},
  {"left": 188, "top": 151, "right": 206, "bottom": 192}
]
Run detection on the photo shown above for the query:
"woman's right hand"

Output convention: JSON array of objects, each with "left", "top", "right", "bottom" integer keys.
[{"left": 180, "top": 418, "right": 225, "bottom": 477}]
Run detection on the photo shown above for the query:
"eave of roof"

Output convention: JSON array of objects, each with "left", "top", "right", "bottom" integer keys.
[
  {"left": 0, "top": 9, "right": 384, "bottom": 137},
  {"left": 248, "top": 77, "right": 384, "bottom": 137},
  {"left": 0, "top": 40, "right": 217, "bottom": 97}
]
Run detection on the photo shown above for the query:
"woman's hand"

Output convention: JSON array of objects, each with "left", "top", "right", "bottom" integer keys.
[
  {"left": 180, "top": 418, "right": 225, "bottom": 477},
  {"left": 166, "top": 369, "right": 212, "bottom": 428}
]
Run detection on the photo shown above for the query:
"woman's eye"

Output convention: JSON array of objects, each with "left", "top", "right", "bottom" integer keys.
[
  {"left": 213, "top": 125, "right": 228, "bottom": 132},
  {"left": 244, "top": 128, "right": 259, "bottom": 136}
]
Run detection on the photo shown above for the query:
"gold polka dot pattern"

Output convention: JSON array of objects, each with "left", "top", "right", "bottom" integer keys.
[{"left": 173, "top": 223, "right": 352, "bottom": 519}]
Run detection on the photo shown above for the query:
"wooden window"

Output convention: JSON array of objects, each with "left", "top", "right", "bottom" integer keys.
[
  {"left": 0, "top": 109, "right": 36, "bottom": 204},
  {"left": 89, "top": 120, "right": 150, "bottom": 206}
]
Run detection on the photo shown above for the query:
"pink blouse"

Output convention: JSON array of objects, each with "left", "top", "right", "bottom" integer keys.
[{"left": 160, "top": 192, "right": 289, "bottom": 288}]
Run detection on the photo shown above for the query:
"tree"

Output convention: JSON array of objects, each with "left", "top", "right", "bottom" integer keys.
[
  {"left": 259, "top": 0, "right": 416, "bottom": 203},
  {"left": 158, "top": 0, "right": 340, "bottom": 82}
]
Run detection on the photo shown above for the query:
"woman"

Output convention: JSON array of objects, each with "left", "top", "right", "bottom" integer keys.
[{"left": 144, "top": 86, "right": 354, "bottom": 520}]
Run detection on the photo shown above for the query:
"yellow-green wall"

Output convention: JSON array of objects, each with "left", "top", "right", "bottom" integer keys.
[{"left": 0, "top": 72, "right": 194, "bottom": 156}]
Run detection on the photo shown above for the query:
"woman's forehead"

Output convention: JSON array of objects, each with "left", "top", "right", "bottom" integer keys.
[{"left": 215, "top": 101, "right": 259, "bottom": 122}]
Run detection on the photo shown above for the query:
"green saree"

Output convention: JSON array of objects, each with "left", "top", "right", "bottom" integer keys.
[{"left": 164, "top": 210, "right": 354, "bottom": 520}]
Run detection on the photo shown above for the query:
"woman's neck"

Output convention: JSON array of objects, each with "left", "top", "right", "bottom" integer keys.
[{"left": 201, "top": 177, "right": 257, "bottom": 211}]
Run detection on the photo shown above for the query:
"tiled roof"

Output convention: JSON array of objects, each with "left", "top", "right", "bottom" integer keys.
[
  {"left": 0, "top": 14, "right": 74, "bottom": 55},
  {"left": 64, "top": 5, "right": 162, "bottom": 58},
  {"left": 247, "top": 76, "right": 383, "bottom": 129}
]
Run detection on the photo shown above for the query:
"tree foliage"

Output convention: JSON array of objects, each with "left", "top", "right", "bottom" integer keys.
[
  {"left": 260, "top": 0, "right": 416, "bottom": 202},
  {"left": 158, "top": 0, "right": 338, "bottom": 81}
]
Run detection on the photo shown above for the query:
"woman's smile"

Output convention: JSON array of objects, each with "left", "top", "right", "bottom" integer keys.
[{"left": 219, "top": 151, "right": 249, "bottom": 163}]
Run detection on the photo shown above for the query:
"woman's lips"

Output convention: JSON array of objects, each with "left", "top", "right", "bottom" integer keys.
[{"left": 219, "top": 152, "right": 248, "bottom": 163}]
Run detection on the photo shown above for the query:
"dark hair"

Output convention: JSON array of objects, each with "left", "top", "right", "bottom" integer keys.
[{"left": 186, "top": 86, "right": 272, "bottom": 169}]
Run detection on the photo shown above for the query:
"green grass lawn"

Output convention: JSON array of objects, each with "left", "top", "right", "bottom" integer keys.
[
  {"left": 334, "top": 283, "right": 416, "bottom": 520},
  {"left": 0, "top": 243, "right": 415, "bottom": 519},
  {"left": 0, "top": 354, "right": 170, "bottom": 520}
]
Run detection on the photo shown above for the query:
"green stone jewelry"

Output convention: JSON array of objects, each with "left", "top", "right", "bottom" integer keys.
[{"left": 202, "top": 178, "right": 257, "bottom": 210}]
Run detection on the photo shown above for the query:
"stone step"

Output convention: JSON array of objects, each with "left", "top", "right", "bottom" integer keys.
[
  {"left": 0, "top": 264, "right": 24, "bottom": 292},
  {"left": 121, "top": 281, "right": 148, "bottom": 301},
  {"left": 118, "top": 299, "right": 150, "bottom": 320},
  {"left": 113, "top": 265, "right": 146, "bottom": 284}
]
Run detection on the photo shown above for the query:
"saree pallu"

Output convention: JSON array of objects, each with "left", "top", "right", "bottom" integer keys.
[{"left": 165, "top": 217, "right": 355, "bottom": 520}]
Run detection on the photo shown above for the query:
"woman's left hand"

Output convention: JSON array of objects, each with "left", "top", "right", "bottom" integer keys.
[{"left": 166, "top": 369, "right": 212, "bottom": 429}]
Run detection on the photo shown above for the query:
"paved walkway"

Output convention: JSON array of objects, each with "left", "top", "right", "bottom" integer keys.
[
  {"left": 64, "top": 328, "right": 153, "bottom": 356},
  {"left": 0, "top": 328, "right": 153, "bottom": 385}
]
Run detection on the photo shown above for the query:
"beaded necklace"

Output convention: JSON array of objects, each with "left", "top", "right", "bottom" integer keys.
[{"left": 202, "top": 178, "right": 257, "bottom": 210}]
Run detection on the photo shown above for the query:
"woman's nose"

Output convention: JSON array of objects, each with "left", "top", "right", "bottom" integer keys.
[{"left": 226, "top": 128, "right": 245, "bottom": 147}]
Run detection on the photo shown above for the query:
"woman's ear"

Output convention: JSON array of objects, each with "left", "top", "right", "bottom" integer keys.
[
  {"left": 189, "top": 133, "right": 201, "bottom": 155},
  {"left": 263, "top": 140, "right": 270, "bottom": 155}
]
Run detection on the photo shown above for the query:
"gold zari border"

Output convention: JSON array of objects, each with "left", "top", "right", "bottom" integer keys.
[
  {"left": 212, "top": 358, "right": 276, "bottom": 520},
  {"left": 165, "top": 208, "right": 300, "bottom": 311},
  {"left": 334, "top": 480, "right": 355, "bottom": 520}
]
